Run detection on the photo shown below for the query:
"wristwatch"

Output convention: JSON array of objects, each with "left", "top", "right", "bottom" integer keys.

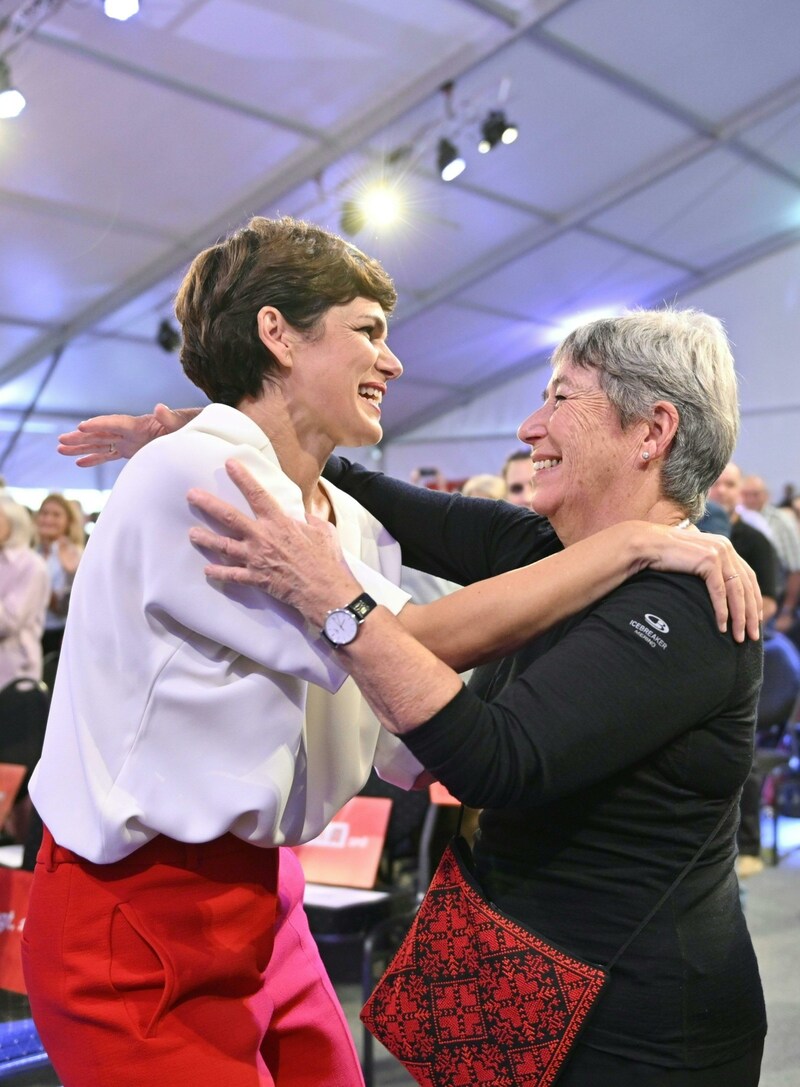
[{"left": 321, "top": 592, "right": 378, "bottom": 648}]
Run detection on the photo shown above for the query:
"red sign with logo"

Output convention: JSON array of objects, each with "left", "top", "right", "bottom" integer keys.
[
  {"left": 0, "top": 868, "right": 32, "bottom": 994},
  {"left": 292, "top": 796, "right": 392, "bottom": 889}
]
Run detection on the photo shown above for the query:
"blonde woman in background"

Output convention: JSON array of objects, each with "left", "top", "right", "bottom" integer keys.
[
  {"left": 461, "top": 473, "right": 506, "bottom": 500},
  {"left": 35, "top": 493, "right": 84, "bottom": 656}
]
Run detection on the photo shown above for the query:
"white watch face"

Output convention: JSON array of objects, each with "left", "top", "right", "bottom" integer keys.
[{"left": 324, "top": 608, "right": 359, "bottom": 646}]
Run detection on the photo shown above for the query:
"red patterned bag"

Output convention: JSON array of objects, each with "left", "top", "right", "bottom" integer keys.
[
  {"left": 362, "top": 800, "right": 735, "bottom": 1086},
  {"left": 360, "top": 835, "right": 607, "bottom": 1086}
]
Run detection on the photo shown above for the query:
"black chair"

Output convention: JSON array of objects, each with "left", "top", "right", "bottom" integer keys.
[
  {"left": 41, "top": 651, "right": 60, "bottom": 696},
  {"left": 0, "top": 679, "right": 49, "bottom": 801},
  {"left": 0, "top": 678, "right": 49, "bottom": 864},
  {"left": 359, "top": 770, "right": 431, "bottom": 886},
  {"left": 753, "top": 631, "right": 800, "bottom": 864}
]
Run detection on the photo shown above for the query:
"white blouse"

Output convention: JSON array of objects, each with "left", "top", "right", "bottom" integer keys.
[{"left": 30, "top": 405, "right": 419, "bottom": 863}]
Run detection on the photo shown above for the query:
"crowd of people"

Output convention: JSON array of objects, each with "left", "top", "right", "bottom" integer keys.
[
  {"left": 0, "top": 487, "right": 87, "bottom": 688},
  {"left": 3, "top": 214, "right": 794, "bottom": 1086}
]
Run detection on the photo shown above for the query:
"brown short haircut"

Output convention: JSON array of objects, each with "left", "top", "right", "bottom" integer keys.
[{"left": 175, "top": 216, "right": 397, "bottom": 405}]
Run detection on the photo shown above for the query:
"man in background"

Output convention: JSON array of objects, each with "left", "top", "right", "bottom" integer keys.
[
  {"left": 709, "top": 464, "right": 778, "bottom": 624},
  {"left": 502, "top": 450, "right": 534, "bottom": 509},
  {"left": 741, "top": 474, "right": 800, "bottom": 633},
  {"left": 710, "top": 465, "right": 779, "bottom": 878}
]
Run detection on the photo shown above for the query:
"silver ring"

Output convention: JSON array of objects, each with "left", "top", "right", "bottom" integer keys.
[
  {"left": 724, "top": 573, "right": 739, "bottom": 582},
  {"left": 108, "top": 443, "right": 116, "bottom": 456}
]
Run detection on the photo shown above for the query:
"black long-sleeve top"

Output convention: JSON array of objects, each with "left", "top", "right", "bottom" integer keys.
[{"left": 323, "top": 457, "right": 766, "bottom": 1067}]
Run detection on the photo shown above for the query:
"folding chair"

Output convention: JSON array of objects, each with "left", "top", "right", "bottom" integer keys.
[{"left": 754, "top": 630, "right": 800, "bottom": 864}]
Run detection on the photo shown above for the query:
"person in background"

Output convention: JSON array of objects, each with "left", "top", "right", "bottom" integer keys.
[
  {"left": 0, "top": 496, "right": 50, "bottom": 846},
  {"left": 696, "top": 497, "right": 731, "bottom": 537},
  {"left": 708, "top": 464, "right": 777, "bottom": 624},
  {"left": 34, "top": 493, "right": 84, "bottom": 656},
  {"left": 709, "top": 461, "right": 780, "bottom": 879},
  {"left": 409, "top": 465, "right": 447, "bottom": 490},
  {"left": 740, "top": 473, "right": 800, "bottom": 633},
  {"left": 0, "top": 496, "right": 49, "bottom": 690},
  {"left": 501, "top": 448, "right": 535, "bottom": 508},
  {"left": 187, "top": 308, "right": 766, "bottom": 1086},
  {"left": 461, "top": 473, "right": 506, "bottom": 500}
]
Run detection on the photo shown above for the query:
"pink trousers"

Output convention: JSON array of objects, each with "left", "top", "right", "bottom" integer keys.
[{"left": 21, "top": 830, "right": 363, "bottom": 1087}]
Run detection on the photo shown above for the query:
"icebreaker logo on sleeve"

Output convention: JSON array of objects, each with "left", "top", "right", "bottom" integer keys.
[{"left": 629, "top": 613, "right": 670, "bottom": 649}]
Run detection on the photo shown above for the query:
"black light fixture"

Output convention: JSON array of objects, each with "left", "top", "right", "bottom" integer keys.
[
  {"left": 156, "top": 319, "right": 181, "bottom": 353},
  {"left": 477, "top": 109, "right": 518, "bottom": 154},
  {"left": 437, "top": 137, "right": 465, "bottom": 182},
  {"left": 340, "top": 199, "right": 366, "bottom": 236}
]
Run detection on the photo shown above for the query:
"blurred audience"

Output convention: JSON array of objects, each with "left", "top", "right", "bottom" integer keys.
[
  {"left": 35, "top": 493, "right": 85, "bottom": 656},
  {"left": 0, "top": 496, "right": 49, "bottom": 689},
  {"left": 708, "top": 464, "right": 780, "bottom": 879},
  {"left": 410, "top": 466, "right": 448, "bottom": 490},
  {"left": 461, "top": 473, "right": 506, "bottom": 500},
  {"left": 708, "top": 464, "right": 778, "bottom": 624},
  {"left": 740, "top": 474, "right": 800, "bottom": 633},
  {"left": 501, "top": 449, "right": 534, "bottom": 508}
]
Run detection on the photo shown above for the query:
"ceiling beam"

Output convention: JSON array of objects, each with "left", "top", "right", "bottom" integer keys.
[{"left": 453, "top": 0, "right": 581, "bottom": 29}]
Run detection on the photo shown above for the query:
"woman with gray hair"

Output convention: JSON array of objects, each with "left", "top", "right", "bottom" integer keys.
[
  {"left": 185, "top": 307, "right": 766, "bottom": 1085},
  {"left": 0, "top": 495, "right": 49, "bottom": 691}
]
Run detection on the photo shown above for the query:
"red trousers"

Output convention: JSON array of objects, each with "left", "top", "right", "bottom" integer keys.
[{"left": 21, "top": 830, "right": 363, "bottom": 1086}]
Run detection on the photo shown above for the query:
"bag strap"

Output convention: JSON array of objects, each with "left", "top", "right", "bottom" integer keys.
[{"left": 605, "top": 797, "right": 737, "bottom": 970}]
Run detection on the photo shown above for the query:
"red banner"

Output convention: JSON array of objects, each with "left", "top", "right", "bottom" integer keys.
[
  {"left": 292, "top": 796, "right": 392, "bottom": 889},
  {"left": 0, "top": 868, "right": 32, "bottom": 994}
]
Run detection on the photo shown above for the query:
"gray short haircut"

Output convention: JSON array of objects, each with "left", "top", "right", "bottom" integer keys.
[{"left": 551, "top": 308, "right": 739, "bottom": 521}]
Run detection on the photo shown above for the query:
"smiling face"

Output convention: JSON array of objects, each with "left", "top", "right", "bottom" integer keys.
[
  {"left": 516, "top": 361, "right": 649, "bottom": 543},
  {"left": 279, "top": 296, "right": 403, "bottom": 455},
  {"left": 36, "top": 498, "right": 70, "bottom": 543}
]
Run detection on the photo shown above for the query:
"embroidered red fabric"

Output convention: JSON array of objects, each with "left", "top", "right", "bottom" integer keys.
[{"left": 361, "top": 837, "right": 608, "bottom": 1086}]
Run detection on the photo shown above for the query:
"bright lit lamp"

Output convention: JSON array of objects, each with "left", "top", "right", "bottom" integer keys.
[
  {"left": 360, "top": 184, "right": 401, "bottom": 227},
  {"left": 104, "top": 0, "right": 139, "bottom": 20},
  {"left": 340, "top": 183, "right": 403, "bottom": 236},
  {"left": 0, "top": 59, "right": 25, "bottom": 119}
]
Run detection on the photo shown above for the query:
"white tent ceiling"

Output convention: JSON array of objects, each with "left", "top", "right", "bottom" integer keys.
[{"left": 0, "top": 0, "right": 799, "bottom": 494}]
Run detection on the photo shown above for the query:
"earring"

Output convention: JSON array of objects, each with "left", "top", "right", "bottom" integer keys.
[{"left": 641, "top": 450, "right": 650, "bottom": 461}]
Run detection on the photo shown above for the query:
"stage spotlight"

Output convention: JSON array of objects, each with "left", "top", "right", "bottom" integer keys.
[
  {"left": 340, "top": 184, "right": 403, "bottom": 236},
  {"left": 104, "top": 0, "right": 139, "bottom": 19},
  {"left": 438, "top": 137, "right": 465, "bottom": 182},
  {"left": 478, "top": 110, "right": 518, "bottom": 153},
  {"left": 156, "top": 319, "right": 181, "bottom": 353},
  {"left": 360, "top": 184, "right": 401, "bottom": 227},
  {"left": 0, "top": 59, "right": 25, "bottom": 119}
]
